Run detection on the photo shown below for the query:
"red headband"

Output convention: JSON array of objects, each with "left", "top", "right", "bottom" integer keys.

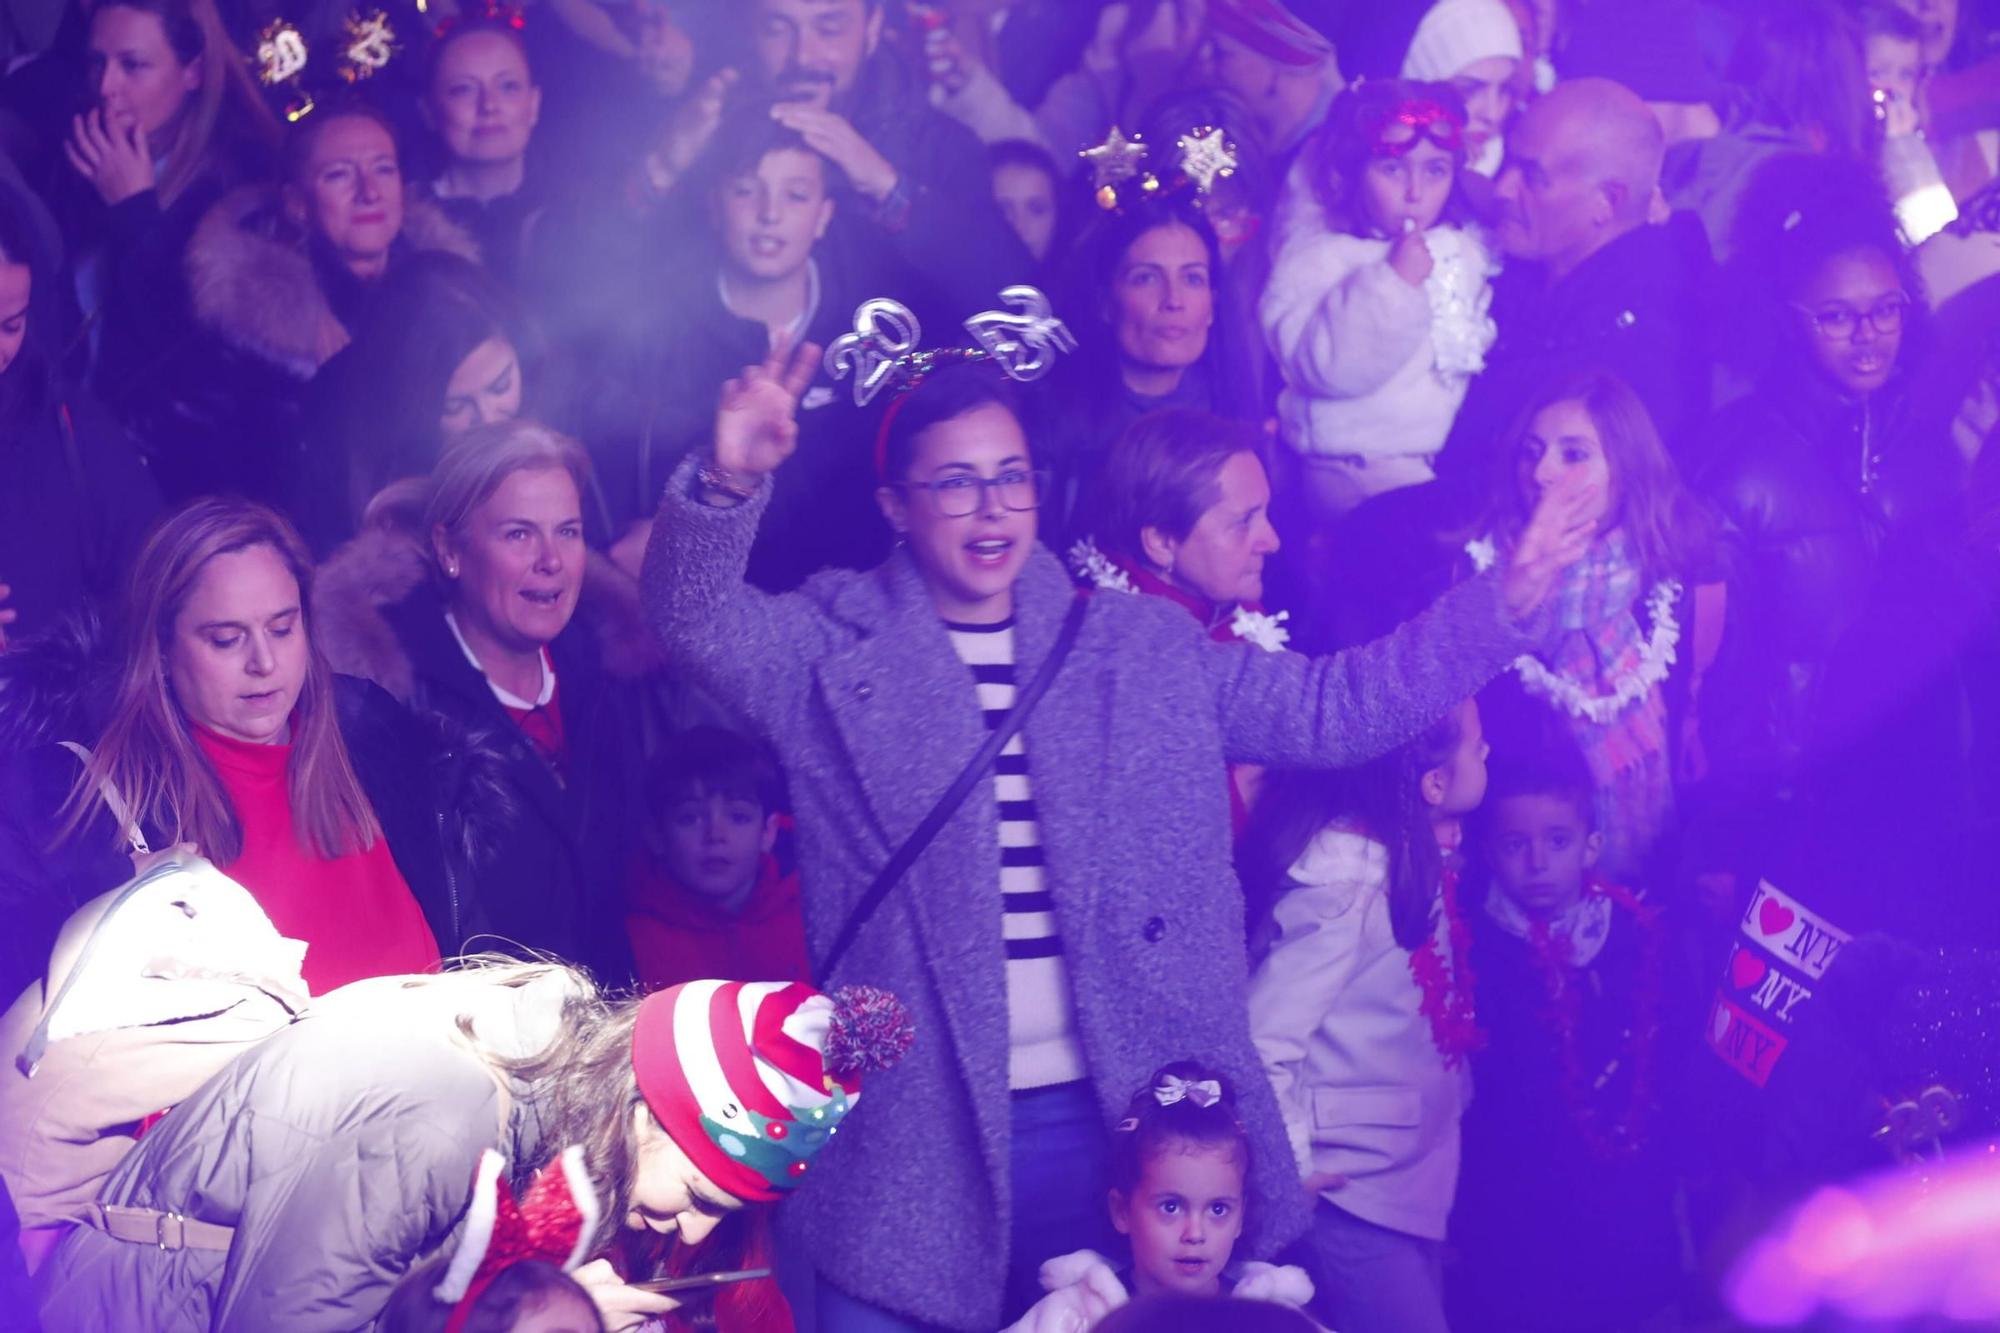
[{"left": 1366, "top": 98, "right": 1466, "bottom": 157}]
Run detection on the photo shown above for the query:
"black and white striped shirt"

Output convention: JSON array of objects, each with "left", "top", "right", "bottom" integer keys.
[{"left": 946, "top": 618, "right": 1086, "bottom": 1089}]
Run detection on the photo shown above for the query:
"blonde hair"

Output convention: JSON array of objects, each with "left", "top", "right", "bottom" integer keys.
[
  {"left": 61, "top": 498, "right": 380, "bottom": 862},
  {"left": 98, "top": 0, "right": 280, "bottom": 207},
  {"left": 422, "top": 419, "right": 593, "bottom": 567}
]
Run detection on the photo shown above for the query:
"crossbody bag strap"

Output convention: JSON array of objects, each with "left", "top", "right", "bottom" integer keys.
[
  {"left": 817, "top": 593, "right": 1090, "bottom": 985},
  {"left": 55, "top": 741, "right": 149, "bottom": 856}
]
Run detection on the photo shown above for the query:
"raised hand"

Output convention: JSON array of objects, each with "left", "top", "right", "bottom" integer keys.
[
  {"left": 768, "top": 102, "right": 897, "bottom": 202},
  {"left": 1502, "top": 466, "right": 1600, "bottom": 621},
  {"left": 65, "top": 109, "right": 155, "bottom": 206},
  {"left": 650, "top": 66, "right": 737, "bottom": 190},
  {"left": 710, "top": 336, "right": 823, "bottom": 482}
]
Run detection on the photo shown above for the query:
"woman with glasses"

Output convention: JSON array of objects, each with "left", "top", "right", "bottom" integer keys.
[
  {"left": 1693, "top": 153, "right": 1961, "bottom": 876},
  {"left": 641, "top": 339, "right": 1601, "bottom": 1332}
]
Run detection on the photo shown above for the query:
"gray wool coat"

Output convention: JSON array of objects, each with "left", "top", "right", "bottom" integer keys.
[{"left": 642, "top": 461, "right": 1536, "bottom": 1331}]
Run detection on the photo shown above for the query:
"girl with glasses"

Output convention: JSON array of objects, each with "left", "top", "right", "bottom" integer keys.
[
  {"left": 1693, "top": 151, "right": 1962, "bottom": 892},
  {"left": 640, "top": 338, "right": 1601, "bottom": 1332}
]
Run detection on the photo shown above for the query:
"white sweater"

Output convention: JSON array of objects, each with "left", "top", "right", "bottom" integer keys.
[
  {"left": 1247, "top": 827, "right": 1471, "bottom": 1241},
  {"left": 1261, "top": 218, "right": 1496, "bottom": 464}
]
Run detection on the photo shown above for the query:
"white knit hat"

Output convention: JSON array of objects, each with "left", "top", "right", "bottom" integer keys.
[{"left": 1401, "top": 0, "right": 1524, "bottom": 81}]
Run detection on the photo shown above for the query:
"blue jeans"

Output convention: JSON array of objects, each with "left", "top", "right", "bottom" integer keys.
[
  {"left": 814, "top": 1081, "right": 1112, "bottom": 1332},
  {"left": 1307, "top": 1201, "right": 1451, "bottom": 1333}
]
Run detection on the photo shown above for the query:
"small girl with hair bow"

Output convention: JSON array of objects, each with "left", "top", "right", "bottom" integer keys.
[
  {"left": 1003, "top": 1063, "right": 1317, "bottom": 1333},
  {"left": 1263, "top": 77, "right": 1498, "bottom": 520}
]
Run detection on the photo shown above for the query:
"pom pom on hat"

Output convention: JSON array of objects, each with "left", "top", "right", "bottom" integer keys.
[
  {"left": 826, "top": 986, "right": 916, "bottom": 1077},
  {"left": 1402, "top": 0, "right": 1523, "bottom": 82},
  {"left": 632, "top": 980, "right": 914, "bottom": 1204}
]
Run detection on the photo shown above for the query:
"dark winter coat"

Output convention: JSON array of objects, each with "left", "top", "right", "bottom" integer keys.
[
  {"left": 641, "top": 454, "right": 1544, "bottom": 1330},
  {"left": 831, "top": 48, "right": 1033, "bottom": 321},
  {"left": 141, "top": 184, "right": 479, "bottom": 505},
  {"left": 1442, "top": 214, "right": 1714, "bottom": 477},
  {"left": 314, "top": 528, "right": 643, "bottom": 980},
  {"left": 1694, "top": 363, "right": 1960, "bottom": 815},
  {"left": 0, "top": 617, "right": 515, "bottom": 1002},
  {"left": 1451, "top": 902, "right": 1687, "bottom": 1333},
  {"left": 0, "top": 162, "right": 158, "bottom": 642},
  {"left": 35, "top": 967, "right": 578, "bottom": 1331}
]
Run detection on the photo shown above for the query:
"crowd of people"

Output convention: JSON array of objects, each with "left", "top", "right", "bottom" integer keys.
[{"left": 2, "top": 0, "right": 2000, "bottom": 1330}]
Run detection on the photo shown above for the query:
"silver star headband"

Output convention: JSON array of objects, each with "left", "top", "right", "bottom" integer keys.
[{"left": 823, "top": 286, "right": 1077, "bottom": 409}]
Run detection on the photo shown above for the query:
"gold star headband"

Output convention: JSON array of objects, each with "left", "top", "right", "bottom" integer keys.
[{"left": 1080, "top": 125, "right": 1239, "bottom": 212}]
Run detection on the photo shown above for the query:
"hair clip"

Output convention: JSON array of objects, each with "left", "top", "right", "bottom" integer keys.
[
  {"left": 339, "top": 10, "right": 398, "bottom": 82},
  {"left": 1113, "top": 1116, "right": 1141, "bottom": 1133},
  {"left": 1154, "top": 1074, "right": 1223, "bottom": 1109},
  {"left": 823, "top": 286, "right": 1076, "bottom": 409}
]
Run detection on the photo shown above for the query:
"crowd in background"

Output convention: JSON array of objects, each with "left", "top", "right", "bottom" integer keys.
[{"left": 4, "top": 0, "right": 2000, "bottom": 1329}]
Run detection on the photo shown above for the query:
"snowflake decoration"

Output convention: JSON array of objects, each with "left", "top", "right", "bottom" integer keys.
[
  {"left": 256, "top": 20, "right": 309, "bottom": 85},
  {"left": 1067, "top": 538, "right": 1136, "bottom": 595},
  {"left": 1176, "top": 127, "right": 1238, "bottom": 194},
  {"left": 1080, "top": 126, "right": 1147, "bottom": 191},
  {"left": 341, "top": 10, "right": 397, "bottom": 82},
  {"left": 1229, "top": 607, "right": 1291, "bottom": 653}
]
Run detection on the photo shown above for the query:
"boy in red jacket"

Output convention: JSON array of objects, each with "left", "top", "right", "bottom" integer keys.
[{"left": 625, "top": 726, "right": 809, "bottom": 991}]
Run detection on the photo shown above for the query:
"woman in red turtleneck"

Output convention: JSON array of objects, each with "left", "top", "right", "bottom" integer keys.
[
  {"left": 1070, "top": 409, "right": 1289, "bottom": 831},
  {"left": 58, "top": 498, "right": 436, "bottom": 993}
]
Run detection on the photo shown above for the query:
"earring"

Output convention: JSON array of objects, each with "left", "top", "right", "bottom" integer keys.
[{"left": 446, "top": 560, "right": 460, "bottom": 578}]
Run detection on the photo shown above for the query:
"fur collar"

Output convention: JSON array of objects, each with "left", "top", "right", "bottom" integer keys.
[
  {"left": 313, "top": 525, "right": 663, "bottom": 704},
  {"left": 0, "top": 609, "right": 117, "bottom": 754},
  {"left": 184, "top": 184, "right": 481, "bottom": 379}
]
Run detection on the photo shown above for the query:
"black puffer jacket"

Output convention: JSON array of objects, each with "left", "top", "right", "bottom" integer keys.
[
  {"left": 0, "top": 616, "right": 516, "bottom": 1000},
  {"left": 314, "top": 528, "right": 644, "bottom": 982},
  {"left": 1694, "top": 362, "right": 1961, "bottom": 806}
]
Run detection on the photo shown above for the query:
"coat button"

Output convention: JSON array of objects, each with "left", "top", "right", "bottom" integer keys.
[
  {"left": 1143, "top": 916, "right": 1166, "bottom": 943},
  {"left": 854, "top": 683, "right": 874, "bottom": 700}
]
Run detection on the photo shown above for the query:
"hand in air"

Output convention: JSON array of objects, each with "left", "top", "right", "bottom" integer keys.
[
  {"left": 570, "top": 1258, "right": 678, "bottom": 1333},
  {"left": 65, "top": 109, "right": 156, "bottom": 206},
  {"left": 711, "top": 336, "right": 823, "bottom": 481},
  {"left": 1501, "top": 466, "right": 1601, "bottom": 621},
  {"left": 656, "top": 67, "right": 737, "bottom": 181}
]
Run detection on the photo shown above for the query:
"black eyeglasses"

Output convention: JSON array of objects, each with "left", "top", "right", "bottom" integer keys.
[
  {"left": 900, "top": 468, "right": 1049, "bottom": 518},
  {"left": 1792, "top": 293, "right": 1910, "bottom": 340}
]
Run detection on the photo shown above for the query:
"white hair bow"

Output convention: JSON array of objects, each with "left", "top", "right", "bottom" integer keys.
[{"left": 1154, "top": 1075, "right": 1223, "bottom": 1109}]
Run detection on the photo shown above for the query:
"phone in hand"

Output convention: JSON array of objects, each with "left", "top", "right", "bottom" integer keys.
[{"left": 630, "top": 1267, "right": 773, "bottom": 1295}]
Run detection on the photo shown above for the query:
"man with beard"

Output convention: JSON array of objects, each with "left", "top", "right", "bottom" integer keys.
[{"left": 750, "top": 0, "right": 1030, "bottom": 318}]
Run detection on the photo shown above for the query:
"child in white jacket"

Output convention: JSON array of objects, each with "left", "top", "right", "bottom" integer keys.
[
  {"left": 1263, "top": 80, "right": 1496, "bottom": 519},
  {"left": 1246, "top": 700, "right": 1490, "bottom": 1333}
]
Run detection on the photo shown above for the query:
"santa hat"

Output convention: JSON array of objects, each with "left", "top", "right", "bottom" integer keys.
[
  {"left": 632, "top": 980, "right": 914, "bottom": 1204},
  {"left": 434, "top": 1146, "right": 601, "bottom": 1333},
  {"left": 1402, "top": 0, "right": 1523, "bottom": 82},
  {"left": 1207, "top": 0, "right": 1335, "bottom": 68}
]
